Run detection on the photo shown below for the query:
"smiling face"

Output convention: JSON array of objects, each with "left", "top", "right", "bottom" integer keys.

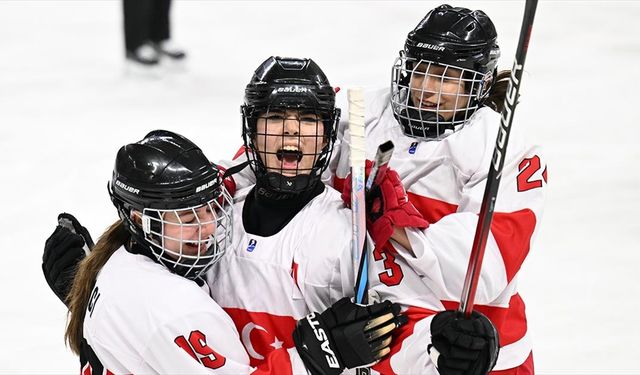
[
  {"left": 253, "top": 109, "right": 326, "bottom": 177},
  {"left": 133, "top": 203, "right": 218, "bottom": 258},
  {"left": 408, "top": 62, "right": 470, "bottom": 121},
  {"left": 160, "top": 205, "right": 217, "bottom": 257}
]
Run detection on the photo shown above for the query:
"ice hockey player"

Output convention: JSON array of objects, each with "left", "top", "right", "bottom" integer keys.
[
  {"left": 332, "top": 4, "right": 546, "bottom": 374},
  {"left": 61, "top": 129, "right": 405, "bottom": 374}
]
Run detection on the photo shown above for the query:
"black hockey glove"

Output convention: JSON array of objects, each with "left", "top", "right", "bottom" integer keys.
[
  {"left": 428, "top": 310, "right": 499, "bottom": 375},
  {"left": 293, "top": 297, "right": 407, "bottom": 375},
  {"left": 42, "top": 213, "right": 94, "bottom": 305}
]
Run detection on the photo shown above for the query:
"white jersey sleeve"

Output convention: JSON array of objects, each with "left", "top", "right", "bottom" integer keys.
[
  {"left": 143, "top": 317, "right": 308, "bottom": 375},
  {"left": 83, "top": 248, "right": 308, "bottom": 374}
]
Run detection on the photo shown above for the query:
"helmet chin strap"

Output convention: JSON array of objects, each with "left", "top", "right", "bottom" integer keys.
[
  {"left": 256, "top": 172, "right": 314, "bottom": 201},
  {"left": 398, "top": 95, "right": 449, "bottom": 140}
]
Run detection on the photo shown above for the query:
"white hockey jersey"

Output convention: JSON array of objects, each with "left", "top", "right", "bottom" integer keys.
[
  {"left": 82, "top": 247, "right": 307, "bottom": 374},
  {"left": 206, "top": 185, "right": 355, "bottom": 368},
  {"left": 332, "top": 88, "right": 546, "bottom": 372}
]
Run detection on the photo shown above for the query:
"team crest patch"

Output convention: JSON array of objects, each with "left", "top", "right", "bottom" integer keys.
[
  {"left": 409, "top": 141, "right": 419, "bottom": 155},
  {"left": 246, "top": 239, "right": 257, "bottom": 252}
]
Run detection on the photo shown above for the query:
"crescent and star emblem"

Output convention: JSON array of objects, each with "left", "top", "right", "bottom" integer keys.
[{"left": 241, "top": 322, "right": 284, "bottom": 360}]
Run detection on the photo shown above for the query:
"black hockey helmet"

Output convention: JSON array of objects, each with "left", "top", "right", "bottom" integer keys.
[
  {"left": 391, "top": 4, "right": 501, "bottom": 140},
  {"left": 405, "top": 4, "right": 500, "bottom": 73},
  {"left": 241, "top": 56, "right": 340, "bottom": 194},
  {"left": 108, "top": 130, "right": 233, "bottom": 279}
]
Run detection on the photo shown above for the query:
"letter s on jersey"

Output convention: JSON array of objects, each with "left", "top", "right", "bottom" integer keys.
[{"left": 175, "top": 330, "right": 226, "bottom": 369}]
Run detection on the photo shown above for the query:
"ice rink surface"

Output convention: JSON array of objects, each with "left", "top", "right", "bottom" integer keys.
[{"left": 1, "top": 1, "right": 639, "bottom": 373}]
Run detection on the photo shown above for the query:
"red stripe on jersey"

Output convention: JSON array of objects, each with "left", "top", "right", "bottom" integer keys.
[
  {"left": 407, "top": 192, "right": 458, "bottom": 223},
  {"left": 372, "top": 306, "right": 437, "bottom": 375},
  {"left": 233, "top": 145, "right": 248, "bottom": 160},
  {"left": 407, "top": 193, "right": 536, "bottom": 283},
  {"left": 442, "top": 293, "right": 527, "bottom": 347},
  {"left": 491, "top": 210, "right": 536, "bottom": 282},
  {"left": 333, "top": 175, "right": 346, "bottom": 194},
  {"left": 252, "top": 348, "right": 293, "bottom": 375},
  {"left": 291, "top": 261, "right": 299, "bottom": 289}
]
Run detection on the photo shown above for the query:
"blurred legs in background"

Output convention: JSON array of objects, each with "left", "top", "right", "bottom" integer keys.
[{"left": 123, "top": 0, "right": 186, "bottom": 66}]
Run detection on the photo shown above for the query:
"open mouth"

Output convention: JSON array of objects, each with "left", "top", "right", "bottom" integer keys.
[
  {"left": 419, "top": 101, "right": 438, "bottom": 110},
  {"left": 183, "top": 242, "right": 209, "bottom": 254},
  {"left": 276, "top": 146, "right": 303, "bottom": 164}
]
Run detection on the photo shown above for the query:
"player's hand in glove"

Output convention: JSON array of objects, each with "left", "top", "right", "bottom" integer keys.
[
  {"left": 364, "top": 167, "right": 428, "bottom": 247},
  {"left": 42, "top": 213, "right": 94, "bottom": 305},
  {"left": 428, "top": 310, "right": 499, "bottom": 375},
  {"left": 341, "top": 161, "right": 428, "bottom": 247},
  {"left": 293, "top": 297, "right": 407, "bottom": 375}
]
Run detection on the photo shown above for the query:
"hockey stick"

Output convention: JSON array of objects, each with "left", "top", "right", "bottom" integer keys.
[
  {"left": 348, "top": 88, "right": 368, "bottom": 304},
  {"left": 458, "top": 0, "right": 539, "bottom": 318},
  {"left": 353, "top": 140, "right": 395, "bottom": 304},
  {"left": 348, "top": 88, "right": 371, "bottom": 375}
]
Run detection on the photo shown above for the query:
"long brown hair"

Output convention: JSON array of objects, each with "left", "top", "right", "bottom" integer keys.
[
  {"left": 64, "top": 220, "right": 130, "bottom": 354},
  {"left": 484, "top": 69, "right": 511, "bottom": 113}
]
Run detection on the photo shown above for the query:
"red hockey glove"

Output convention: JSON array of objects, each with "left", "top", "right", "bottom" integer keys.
[{"left": 366, "top": 168, "right": 428, "bottom": 246}]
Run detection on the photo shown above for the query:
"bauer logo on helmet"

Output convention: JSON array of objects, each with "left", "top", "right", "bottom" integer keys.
[
  {"left": 195, "top": 179, "right": 217, "bottom": 193},
  {"left": 115, "top": 179, "right": 140, "bottom": 195},
  {"left": 416, "top": 43, "right": 445, "bottom": 52},
  {"left": 275, "top": 86, "right": 309, "bottom": 93}
]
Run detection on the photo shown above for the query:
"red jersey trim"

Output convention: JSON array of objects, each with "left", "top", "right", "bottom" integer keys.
[
  {"left": 372, "top": 306, "right": 437, "bottom": 375},
  {"left": 407, "top": 193, "right": 536, "bottom": 283}
]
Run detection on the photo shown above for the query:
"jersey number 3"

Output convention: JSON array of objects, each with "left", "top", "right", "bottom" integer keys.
[
  {"left": 373, "top": 245, "right": 404, "bottom": 286},
  {"left": 175, "top": 330, "right": 226, "bottom": 369}
]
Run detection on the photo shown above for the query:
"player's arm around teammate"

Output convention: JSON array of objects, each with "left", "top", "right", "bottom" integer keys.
[{"left": 60, "top": 130, "right": 405, "bottom": 374}]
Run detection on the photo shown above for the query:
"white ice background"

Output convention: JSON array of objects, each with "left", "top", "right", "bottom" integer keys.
[{"left": 1, "top": 1, "right": 639, "bottom": 373}]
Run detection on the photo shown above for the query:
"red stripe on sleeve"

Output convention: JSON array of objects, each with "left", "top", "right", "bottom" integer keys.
[
  {"left": 407, "top": 193, "right": 537, "bottom": 283},
  {"left": 407, "top": 192, "right": 458, "bottom": 224},
  {"left": 233, "top": 146, "right": 248, "bottom": 160},
  {"left": 372, "top": 306, "right": 437, "bottom": 375},
  {"left": 491, "top": 210, "right": 536, "bottom": 282},
  {"left": 252, "top": 348, "right": 293, "bottom": 375},
  {"left": 333, "top": 175, "right": 346, "bottom": 194}
]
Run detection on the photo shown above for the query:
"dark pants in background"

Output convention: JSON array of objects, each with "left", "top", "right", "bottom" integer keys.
[{"left": 123, "top": 0, "right": 172, "bottom": 53}]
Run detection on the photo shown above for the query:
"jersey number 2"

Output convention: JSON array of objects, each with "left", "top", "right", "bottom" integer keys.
[
  {"left": 175, "top": 330, "right": 226, "bottom": 369},
  {"left": 517, "top": 155, "right": 546, "bottom": 192}
]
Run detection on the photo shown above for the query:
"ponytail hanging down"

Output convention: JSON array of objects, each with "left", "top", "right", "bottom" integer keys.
[
  {"left": 64, "top": 220, "right": 129, "bottom": 354},
  {"left": 485, "top": 69, "right": 512, "bottom": 113}
]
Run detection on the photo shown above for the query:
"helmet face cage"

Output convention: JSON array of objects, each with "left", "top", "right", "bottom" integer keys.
[
  {"left": 242, "top": 104, "right": 339, "bottom": 193},
  {"left": 138, "top": 188, "right": 233, "bottom": 280},
  {"left": 391, "top": 53, "right": 493, "bottom": 141}
]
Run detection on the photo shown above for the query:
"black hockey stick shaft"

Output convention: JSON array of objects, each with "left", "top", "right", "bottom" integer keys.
[{"left": 459, "top": 0, "right": 539, "bottom": 318}]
